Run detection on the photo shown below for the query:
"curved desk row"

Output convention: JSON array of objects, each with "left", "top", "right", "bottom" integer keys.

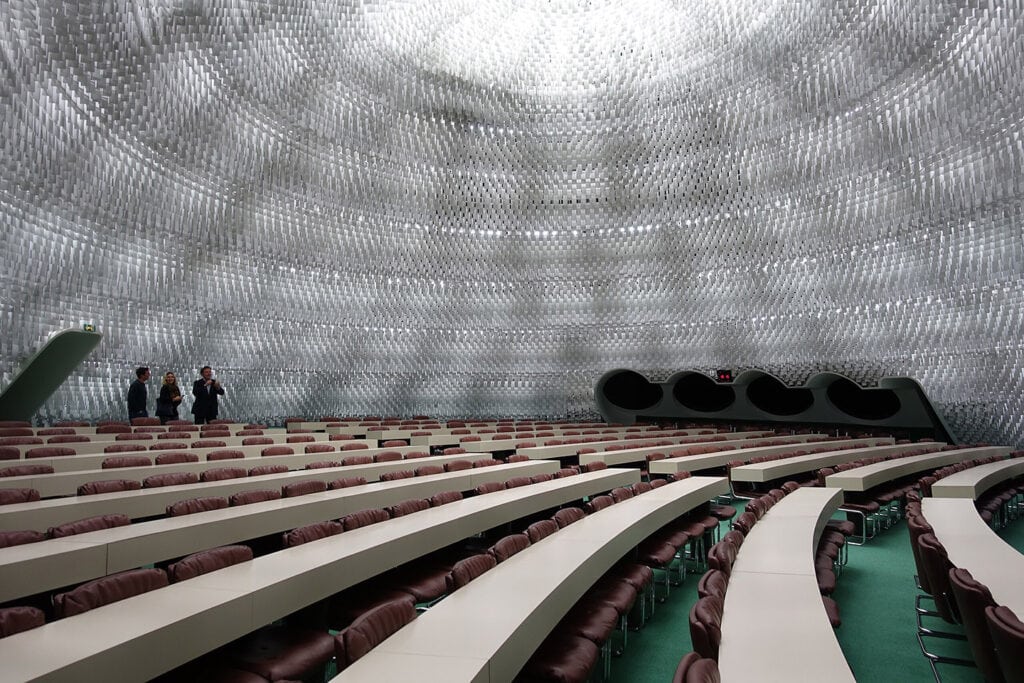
[
  {"left": 511, "top": 430, "right": 780, "bottom": 461},
  {"left": 730, "top": 442, "right": 936, "bottom": 484},
  {"left": 578, "top": 433, "right": 828, "bottom": 468},
  {"left": 824, "top": 447, "right": 1012, "bottom": 492},
  {"left": 930, "top": 457, "right": 1024, "bottom": 499}
]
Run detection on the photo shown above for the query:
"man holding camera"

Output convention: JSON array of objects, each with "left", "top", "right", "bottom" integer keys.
[{"left": 191, "top": 366, "right": 225, "bottom": 424}]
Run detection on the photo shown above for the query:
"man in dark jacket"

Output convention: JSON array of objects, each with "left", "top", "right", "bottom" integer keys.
[
  {"left": 127, "top": 366, "right": 150, "bottom": 420},
  {"left": 191, "top": 366, "right": 225, "bottom": 424}
]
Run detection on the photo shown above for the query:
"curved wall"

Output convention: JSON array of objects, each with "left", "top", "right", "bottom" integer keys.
[{"left": 0, "top": 1, "right": 1021, "bottom": 444}]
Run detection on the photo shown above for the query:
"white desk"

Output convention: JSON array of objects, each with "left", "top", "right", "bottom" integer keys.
[
  {"left": 650, "top": 438, "right": 892, "bottom": 475},
  {"left": 0, "top": 452, "right": 494, "bottom": 531},
  {"left": 337, "top": 476, "right": 729, "bottom": 683},
  {"left": 930, "top": 457, "right": 1024, "bottom": 499},
  {"left": 510, "top": 431, "right": 769, "bottom": 461},
  {"left": 0, "top": 469, "right": 638, "bottom": 682},
  {"left": 922, "top": 497, "right": 1024, "bottom": 616},
  {"left": 576, "top": 432, "right": 799, "bottom": 467},
  {"left": 730, "top": 442, "right": 927, "bottom": 483},
  {"left": 719, "top": 487, "right": 853, "bottom": 682},
  {"left": 825, "top": 447, "right": 1012, "bottom": 492},
  {"left": 0, "top": 460, "right": 560, "bottom": 604}
]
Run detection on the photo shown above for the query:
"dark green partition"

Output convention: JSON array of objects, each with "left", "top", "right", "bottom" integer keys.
[{"left": 0, "top": 329, "right": 103, "bottom": 421}]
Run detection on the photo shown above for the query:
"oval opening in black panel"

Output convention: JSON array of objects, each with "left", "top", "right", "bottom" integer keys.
[
  {"left": 826, "top": 377, "right": 901, "bottom": 421},
  {"left": 601, "top": 371, "right": 663, "bottom": 411},
  {"left": 673, "top": 373, "right": 736, "bottom": 412},
  {"left": 746, "top": 375, "right": 814, "bottom": 416}
]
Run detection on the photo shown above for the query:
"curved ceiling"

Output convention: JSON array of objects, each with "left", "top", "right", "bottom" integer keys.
[{"left": 0, "top": 0, "right": 1021, "bottom": 444}]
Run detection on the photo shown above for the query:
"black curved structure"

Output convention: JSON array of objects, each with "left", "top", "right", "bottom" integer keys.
[{"left": 595, "top": 369, "right": 957, "bottom": 443}]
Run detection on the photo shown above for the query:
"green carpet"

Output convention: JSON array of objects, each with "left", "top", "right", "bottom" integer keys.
[{"left": 612, "top": 507, "right": 1024, "bottom": 682}]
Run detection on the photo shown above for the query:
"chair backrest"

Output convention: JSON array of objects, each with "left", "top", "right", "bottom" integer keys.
[
  {"left": 985, "top": 605, "right": 1024, "bottom": 683},
  {"left": 632, "top": 481, "right": 654, "bottom": 496},
  {"left": 341, "top": 508, "right": 391, "bottom": 531},
  {"left": 697, "top": 569, "right": 729, "bottom": 601},
  {"left": 553, "top": 468, "right": 578, "bottom": 478},
  {"left": 207, "top": 449, "right": 243, "bottom": 461},
  {"left": 504, "top": 476, "right": 532, "bottom": 489},
  {"left": 526, "top": 519, "right": 560, "bottom": 543},
  {"left": 53, "top": 568, "right": 169, "bottom": 618},
  {"left": 688, "top": 595, "right": 724, "bottom": 660},
  {"left": 101, "top": 455, "right": 151, "bottom": 469},
  {"left": 583, "top": 461, "right": 608, "bottom": 472},
  {"left": 96, "top": 424, "right": 131, "bottom": 434},
  {"left": 415, "top": 465, "right": 444, "bottom": 477},
  {"left": 474, "top": 481, "right": 504, "bottom": 495},
  {"left": 44, "top": 436, "right": 89, "bottom": 445},
  {"left": 154, "top": 452, "right": 199, "bottom": 465},
  {"left": 149, "top": 442, "right": 189, "bottom": 451},
  {"left": 166, "top": 496, "right": 229, "bottom": 517},
  {"left": 906, "top": 514, "right": 935, "bottom": 593},
  {"left": 721, "top": 530, "right": 745, "bottom": 550},
  {"left": 340, "top": 442, "right": 369, "bottom": 451},
  {"left": 531, "top": 473, "right": 554, "bottom": 484},
  {"left": 0, "top": 489, "right": 40, "bottom": 505},
  {"left": 336, "top": 598, "right": 417, "bottom": 668},
  {"left": 167, "top": 545, "right": 253, "bottom": 582},
  {"left": 249, "top": 465, "right": 289, "bottom": 477},
  {"left": 917, "top": 533, "right": 959, "bottom": 623},
  {"left": 0, "top": 606, "right": 46, "bottom": 638},
  {"left": 307, "top": 460, "right": 342, "bottom": 470},
  {"left": 48, "top": 513, "right": 130, "bottom": 538},
  {"left": 947, "top": 567, "right": 1001, "bottom": 682},
  {"left": 261, "top": 446, "right": 294, "bottom": 457},
  {"left": 25, "top": 447, "right": 75, "bottom": 459},
  {"left": 194, "top": 440, "right": 228, "bottom": 449},
  {"left": 488, "top": 534, "right": 531, "bottom": 563},
  {"left": 0, "top": 464, "right": 54, "bottom": 477},
  {"left": 282, "top": 480, "right": 328, "bottom": 498},
  {"left": 732, "top": 512, "right": 757, "bottom": 535},
  {"left": 342, "top": 455, "right": 373, "bottom": 466},
  {"left": 242, "top": 437, "right": 273, "bottom": 446},
  {"left": 0, "top": 529, "right": 47, "bottom": 548},
  {"left": 374, "top": 451, "right": 403, "bottom": 463},
  {"left": 380, "top": 470, "right": 414, "bottom": 482},
  {"left": 444, "top": 459, "right": 473, "bottom": 472},
  {"left": 305, "top": 444, "right": 336, "bottom": 454},
  {"left": 283, "top": 521, "right": 344, "bottom": 548},
  {"left": 707, "top": 541, "right": 738, "bottom": 577},
  {"left": 0, "top": 436, "right": 43, "bottom": 446},
  {"left": 200, "top": 468, "right": 247, "bottom": 482},
  {"left": 328, "top": 476, "right": 368, "bottom": 490},
  {"left": 443, "top": 447, "right": 467, "bottom": 455},
  {"left": 586, "top": 495, "right": 615, "bottom": 514},
  {"left": 650, "top": 478, "right": 668, "bottom": 488},
  {"left": 446, "top": 553, "right": 497, "bottom": 591},
  {"left": 672, "top": 652, "right": 722, "bottom": 683},
  {"left": 552, "top": 507, "right": 586, "bottom": 528},
  {"left": 429, "top": 490, "right": 463, "bottom": 507},
  {"left": 229, "top": 489, "right": 281, "bottom": 506},
  {"left": 507, "top": 455, "right": 530, "bottom": 463},
  {"left": 286, "top": 435, "right": 315, "bottom": 444},
  {"left": 381, "top": 440, "right": 407, "bottom": 447},
  {"left": 472, "top": 459, "right": 502, "bottom": 468},
  {"left": 387, "top": 498, "right": 430, "bottom": 518}
]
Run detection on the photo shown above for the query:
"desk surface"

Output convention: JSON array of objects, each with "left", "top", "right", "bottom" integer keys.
[
  {"left": 730, "top": 442, "right": 929, "bottom": 483},
  {"left": 337, "top": 476, "right": 729, "bottom": 683},
  {"left": 720, "top": 487, "right": 853, "bottom": 683},
  {"left": 650, "top": 437, "right": 892, "bottom": 475},
  {"left": 0, "top": 468, "right": 639, "bottom": 682},
  {"left": 825, "top": 447, "right": 1012, "bottom": 492},
  {"left": 512, "top": 430, "right": 777, "bottom": 460},
  {"left": 0, "top": 460, "right": 561, "bottom": 604},
  {"left": 922, "top": 497, "right": 1024, "bottom": 616},
  {"left": 577, "top": 432, "right": 806, "bottom": 466},
  {"left": 0, "top": 452, "right": 494, "bottom": 531},
  {"left": 930, "top": 457, "right": 1024, "bottom": 499}
]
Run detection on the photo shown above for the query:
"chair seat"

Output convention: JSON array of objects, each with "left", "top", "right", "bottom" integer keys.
[
  {"left": 390, "top": 563, "right": 451, "bottom": 603},
  {"left": 825, "top": 520, "right": 857, "bottom": 537},
  {"left": 607, "top": 563, "right": 654, "bottom": 591},
  {"left": 560, "top": 601, "right": 620, "bottom": 644},
  {"left": 225, "top": 625, "right": 335, "bottom": 682},
  {"left": 588, "top": 578, "right": 638, "bottom": 615},
  {"left": 329, "top": 588, "right": 416, "bottom": 629},
  {"left": 637, "top": 540, "right": 678, "bottom": 566},
  {"left": 709, "top": 504, "right": 737, "bottom": 521}
]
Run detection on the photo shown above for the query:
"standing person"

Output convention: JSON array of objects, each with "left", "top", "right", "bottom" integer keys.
[
  {"left": 155, "top": 371, "right": 183, "bottom": 425},
  {"left": 127, "top": 367, "right": 150, "bottom": 421},
  {"left": 191, "top": 366, "right": 225, "bottom": 424}
]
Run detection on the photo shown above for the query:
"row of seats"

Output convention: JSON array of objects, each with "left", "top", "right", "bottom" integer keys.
[
  {"left": 906, "top": 500, "right": 1024, "bottom": 682},
  {"left": 917, "top": 452, "right": 1024, "bottom": 527}
]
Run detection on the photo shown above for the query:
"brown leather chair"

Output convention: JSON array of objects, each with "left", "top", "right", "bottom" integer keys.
[
  {"left": 200, "top": 467, "right": 247, "bottom": 482},
  {"left": 328, "top": 476, "right": 368, "bottom": 489},
  {"left": 672, "top": 652, "right": 721, "bottom": 683},
  {"left": 329, "top": 434, "right": 356, "bottom": 441},
  {"left": 286, "top": 435, "right": 315, "bottom": 444},
  {"left": 947, "top": 568, "right": 1002, "bottom": 682},
  {"left": 46, "top": 436, "right": 89, "bottom": 445},
  {"left": 305, "top": 444, "right": 336, "bottom": 454},
  {"left": 282, "top": 521, "right": 344, "bottom": 547},
  {"left": 341, "top": 455, "right": 372, "bottom": 466},
  {"left": 248, "top": 465, "right": 288, "bottom": 477},
  {"left": 526, "top": 519, "right": 560, "bottom": 543},
  {"left": 229, "top": 489, "right": 281, "bottom": 506},
  {"left": 444, "top": 459, "right": 473, "bottom": 472},
  {"left": 340, "top": 443, "right": 370, "bottom": 451},
  {"left": 429, "top": 490, "right": 463, "bottom": 507},
  {"left": 380, "top": 469, "right": 414, "bottom": 481},
  {"left": 443, "top": 447, "right": 467, "bottom": 455},
  {"left": 334, "top": 598, "right": 417, "bottom": 671},
  {"left": 101, "top": 455, "right": 151, "bottom": 468},
  {"left": 241, "top": 437, "right": 273, "bottom": 446},
  {"left": 554, "top": 468, "right": 578, "bottom": 478},
  {"left": 0, "top": 529, "right": 47, "bottom": 548},
  {"left": 53, "top": 568, "right": 168, "bottom": 618},
  {"left": 0, "top": 488, "right": 40, "bottom": 505},
  {"left": 167, "top": 545, "right": 253, "bottom": 582},
  {"left": 474, "top": 481, "right": 504, "bottom": 495},
  {"left": 261, "top": 446, "right": 294, "bottom": 457},
  {"left": 225, "top": 624, "right": 335, "bottom": 681},
  {"left": 697, "top": 569, "right": 728, "bottom": 601},
  {"left": 557, "top": 600, "right": 620, "bottom": 676},
  {"left": 488, "top": 533, "right": 530, "bottom": 563},
  {"left": 24, "top": 447, "right": 75, "bottom": 459},
  {"left": 96, "top": 424, "right": 131, "bottom": 434},
  {"left": 0, "top": 436, "right": 43, "bottom": 446},
  {"left": 504, "top": 476, "right": 532, "bottom": 489},
  {"left": 632, "top": 481, "right": 654, "bottom": 496},
  {"left": 340, "top": 508, "right": 390, "bottom": 531},
  {"left": 472, "top": 459, "right": 502, "bottom": 468},
  {"left": 307, "top": 460, "right": 343, "bottom": 470},
  {"left": 373, "top": 451, "right": 403, "bottom": 463},
  {"left": 154, "top": 452, "right": 199, "bottom": 465},
  {"left": 507, "top": 454, "right": 531, "bottom": 463},
  {"left": 531, "top": 473, "right": 554, "bottom": 483},
  {"left": 235, "top": 429, "right": 264, "bottom": 437},
  {"left": 0, "top": 606, "right": 45, "bottom": 638},
  {"left": 706, "top": 541, "right": 738, "bottom": 577},
  {"left": 609, "top": 487, "right": 634, "bottom": 504},
  {"left": 585, "top": 495, "right": 615, "bottom": 514},
  {"left": 115, "top": 433, "right": 153, "bottom": 441},
  {"left": 166, "top": 496, "right": 229, "bottom": 517},
  {"left": 553, "top": 507, "right": 586, "bottom": 528},
  {"left": 0, "top": 464, "right": 54, "bottom": 478},
  {"left": 445, "top": 553, "right": 497, "bottom": 591},
  {"left": 731, "top": 511, "right": 757, "bottom": 535},
  {"left": 282, "top": 480, "right": 328, "bottom": 497},
  {"left": 688, "top": 595, "right": 724, "bottom": 660},
  {"left": 520, "top": 632, "right": 600, "bottom": 683},
  {"left": 985, "top": 605, "right": 1024, "bottom": 682},
  {"left": 194, "top": 440, "right": 228, "bottom": 449},
  {"left": 386, "top": 498, "right": 430, "bottom": 518},
  {"left": 149, "top": 442, "right": 189, "bottom": 451},
  {"left": 207, "top": 449, "right": 244, "bottom": 461},
  {"left": 415, "top": 464, "right": 444, "bottom": 477},
  {"left": 48, "top": 513, "right": 130, "bottom": 538}
]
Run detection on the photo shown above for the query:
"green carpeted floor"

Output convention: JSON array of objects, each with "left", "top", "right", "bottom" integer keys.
[{"left": 612, "top": 506, "right": 1024, "bottom": 682}]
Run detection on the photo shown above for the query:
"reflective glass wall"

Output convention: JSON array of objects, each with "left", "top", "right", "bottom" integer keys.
[{"left": 0, "top": 1, "right": 1021, "bottom": 444}]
